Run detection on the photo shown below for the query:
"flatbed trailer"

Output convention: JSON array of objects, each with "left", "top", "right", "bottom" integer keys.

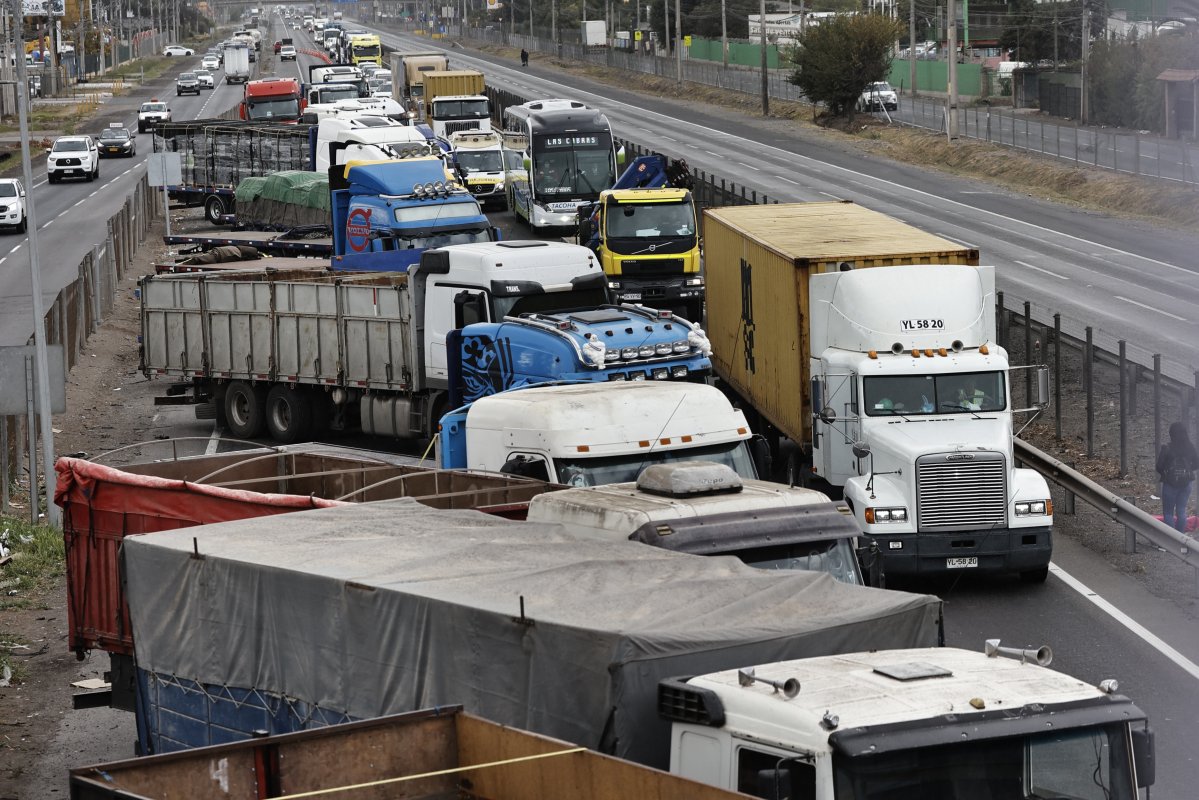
[
  {"left": 68, "top": 706, "right": 753, "bottom": 800},
  {"left": 162, "top": 227, "right": 334, "bottom": 257}
]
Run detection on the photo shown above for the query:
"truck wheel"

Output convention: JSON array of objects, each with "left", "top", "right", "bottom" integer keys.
[
  {"left": 265, "top": 385, "right": 312, "bottom": 444},
  {"left": 224, "top": 381, "right": 267, "bottom": 439},
  {"left": 204, "top": 195, "right": 228, "bottom": 225}
]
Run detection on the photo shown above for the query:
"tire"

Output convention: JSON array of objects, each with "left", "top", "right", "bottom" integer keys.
[
  {"left": 204, "top": 194, "right": 228, "bottom": 225},
  {"left": 18, "top": 216, "right": 26, "bottom": 233},
  {"left": 1020, "top": 565, "right": 1050, "bottom": 584},
  {"left": 137, "top": 123, "right": 145, "bottom": 133},
  {"left": 223, "top": 380, "right": 267, "bottom": 439},
  {"left": 265, "top": 385, "right": 312, "bottom": 444},
  {"left": 783, "top": 448, "right": 805, "bottom": 488},
  {"left": 47, "top": 173, "right": 57, "bottom": 184}
]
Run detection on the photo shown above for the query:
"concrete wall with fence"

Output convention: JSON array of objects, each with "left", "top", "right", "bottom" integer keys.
[{"left": 0, "top": 175, "right": 158, "bottom": 521}]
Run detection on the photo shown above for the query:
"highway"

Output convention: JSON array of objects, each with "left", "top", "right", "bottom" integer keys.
[{"left": 1, "top": 16, "right": 1196, "bottom": 795}]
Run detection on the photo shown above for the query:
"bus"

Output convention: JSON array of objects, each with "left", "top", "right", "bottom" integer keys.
[{"left": 502, "top": 99, "right": 623, "bottom": 229}]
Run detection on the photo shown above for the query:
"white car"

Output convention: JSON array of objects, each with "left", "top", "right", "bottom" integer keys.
[
  {"left": 137, "top": 100, "right": 172, "bottom": 133},
  {"left": 279, "top": 45, "right": 297, "bottom": 61},
  {"left": 163, "top": 45, "right": 194, "bottom": 57},
  {"left": 858, "top": 81, "right": 898, "bottom": 112},
  {"left": 47, "top": 135, "right": 99, "bottom": 183},
  {"left": 201, "top": 54, "right": 220, "bottom": 70},
  {"left": 195, "top": 69, "right": 215, "bottom": 89},
  {"left": 0, "top": 179, "right": 27, "bottom": 233}
]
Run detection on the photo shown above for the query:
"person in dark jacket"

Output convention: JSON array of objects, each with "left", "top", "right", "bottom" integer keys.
[
  {"left": 520, "top": 48, "right": 529, "bottom": 67},
  {"left": 1156, "top": 422, "right": 1198, "bottom": 533}
]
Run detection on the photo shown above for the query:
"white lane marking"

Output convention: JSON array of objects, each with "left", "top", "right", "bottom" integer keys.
[
  {"left": 705, "top": 150, "right": 720, "bottom": 157},
  {"left": 737, "top": 162, "right": 761, "bottom": 171},
  {"left": 205, "top": 427, "right": 222, "bottom": 455},
  {"left": 1051, "top": 562, "right": 1199, "bottom": 682},
  {"left": 660, "top": 135, "right": 676, "bottom": 142},
  {"left": 1114, "top": 295, "right": 1186, "bottom": 321},
  {"left": 777, "top": 176, "right": 799, "bottom": 185},
  {"left": 818, "top": 191, "right": 841, "bottom": 199},
  {"left": 1015, "top": 259, "right": 1070, "bottom": 280},
  {"left": 0, "top": 257, "right": 6, "bottom": 264},
  {"left": 43, "top": 219, "right": 54, "bottom": 227},
  {"left": 428, "top": 48, "right": 1194, "bottom": 278}
]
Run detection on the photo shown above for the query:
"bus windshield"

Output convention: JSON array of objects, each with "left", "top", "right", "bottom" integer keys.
[{"left": 530, "top": 133, "right": 615, "bottom": 201}]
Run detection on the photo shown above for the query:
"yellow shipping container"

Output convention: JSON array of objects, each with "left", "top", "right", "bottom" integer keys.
[{"left": 702, "top": 201, "right": 979, "bottom": 445}]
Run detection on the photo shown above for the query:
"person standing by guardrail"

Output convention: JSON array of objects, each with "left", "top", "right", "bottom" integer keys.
[{"left": 1156, "top": 422, "right": 1198, "bottom": 533}]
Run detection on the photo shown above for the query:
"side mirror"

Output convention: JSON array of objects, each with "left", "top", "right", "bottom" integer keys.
[
  {"left": 749, "top": 435, "right": 772, "bottom": 481},
  {"left": 1032, "top": 365, "right": 1050, "bottom": 408},
  {"left": 1132, "top": 727, "right": 1155, "bottom": 788},
  {"left": 616, "top": 145, "right": 626, "bottom": 165},
  {"left": 851, "top": 441, "right": 871, "bottom": 460}
]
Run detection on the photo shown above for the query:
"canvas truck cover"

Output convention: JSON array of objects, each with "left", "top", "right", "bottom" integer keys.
[
  {"left": 235, "top": 170, "right": 330, "bottom": 229},
  {"left": 124, "top": 499, "right": 942, "bottom": 767}
]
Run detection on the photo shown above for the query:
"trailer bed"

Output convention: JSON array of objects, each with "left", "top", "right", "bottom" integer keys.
[{"left": 163, "top": 228, "right": 334, "bottom": 256}]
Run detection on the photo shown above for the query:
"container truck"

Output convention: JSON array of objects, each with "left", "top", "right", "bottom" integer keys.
[
  {"left": 57, "top": 443, "right": 562, "bottom": 710},
  {"left": 424, "top": 69, "right": 490, "bottom": 137},
  {"left": 70, "top": 707, "right": 753, "bottom": 800},
  {"left": 703, "top": 202, "right": 1053, "bottom": 582},
  {"left": 120, "top": 498, "right": 944, "bottom": 758},
  {"left": 437, "top": 381, "right": 762, "bottom": 486},
  {"left": 579, "top": 153, "right": 702, "bottom": 318},
  {"left": 391, "top": 50, "right": 450, "bottom": 114},
  {"left": 525, "top": 460, "right": 874, "bottom": 584},
  {"left": 140, "top": 241, "right": 712, "bottom": 443},
  {"left": 223, "top": 42, "right": 251, "bottom": 83}
]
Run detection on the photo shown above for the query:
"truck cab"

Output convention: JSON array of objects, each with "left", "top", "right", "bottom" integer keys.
[
  {"left": 663, "top": 644, "right": 1154, "bottom": 799},
  {"left": 438, "top": 381, "right": 757, "bottom": 485},
  {"left": 808, "top": 264, "right": 1053, "bottom": 582},
  {"left": 330, "top": 159, "right": 497, "bottom": 272},
  {"left": 314, "top": 117, "right": 433, "bottom": 172},
  {"left": 240, "top": 77, "right": 304, "bottom": 121},
  {"left": 526, "top": 461, "right": 868, "bottom": 584},
  {"left": 447, "top": 130, "right": 515, "bottom": 210},
  {"left": 348, "top": 33, "right": 382, "bottom": 66}
]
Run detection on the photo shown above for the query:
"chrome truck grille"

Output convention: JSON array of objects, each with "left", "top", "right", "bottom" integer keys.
[
  {"left": 444, "top": 121, "right": 483, "bottom": 135},
  {"left": 916, "top": 452, "right": 1007, "bottom": 531}
]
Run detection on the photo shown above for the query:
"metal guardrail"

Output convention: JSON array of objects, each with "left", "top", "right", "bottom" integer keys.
[{"left": 1015, "top": 438, "right": 1199, "bottom": 593}]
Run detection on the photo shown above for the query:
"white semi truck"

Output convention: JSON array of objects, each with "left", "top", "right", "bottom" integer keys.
[{"left": 705, "top": 203, "right": 1054, "bottom": 582}]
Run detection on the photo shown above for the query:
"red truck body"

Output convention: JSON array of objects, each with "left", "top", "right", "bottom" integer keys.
[{"left": 239, "top": 77, "right": 305, "bottom": 121}]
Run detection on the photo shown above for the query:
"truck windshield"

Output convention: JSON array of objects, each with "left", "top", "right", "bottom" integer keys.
[
  {"left": 457, "top": 150, "right": 504, "bottom": 173},
  {"left": 605, "top": 199, "right": 696, "bottom": 241},
  {"left": 863, "top": 370, "right": 1005, "bottom": 416},
  {"left": 832, "top": 723, "right": 1136, "bottom": 799},
  {"left": 736, "top": 539, "right": 863, "bottom": 584},
  {"left": 352, "top": 44, "right": 381, "bottom": 58},
  {"left": 555, "top": 440, "right": 756, "bottom": 487},
  {"left": 493, "top": 286, "right": 610, "bottom": 320},
  {"left": 433, "top": 99, "right": 489, "bottom": 119},
  {"left": 531, "top": 133, "right": 615, "bottom": 200},
  {"left": 319, "top": 85, "right": 359, "bottom": 103},
  {"left": 246, "top": 98, "right": 301, "bottom": 120}
]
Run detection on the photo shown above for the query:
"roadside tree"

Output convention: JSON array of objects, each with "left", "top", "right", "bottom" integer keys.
[{"left": 785, "top": 13, "right": 902, "bottom": 121}]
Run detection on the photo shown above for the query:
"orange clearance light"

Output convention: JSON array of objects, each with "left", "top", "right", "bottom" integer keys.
[
  {"left": 659, "top": 437, "right": 672, "bottom": 446},
  {"left": 737, "top": 427, "right": 748, "bottom": 435},
  {"left": 864, "top": 508, "right": 876, "bottom": 524},
  {"left": 1046, "top": 499, "right": 1054, "bottom": 516},
  {"left": 911, "top": 349, "right": 920, "bottom": 358},
  {"left": 639, "top": 440, "right": 651, "bottom": 448},
  {"left": 681, "top": 435, "right": 693, "bottom": 443},
  {"left": 938, "top": 348, "right": 948, "bottom": 357},
  {"left": 924, "top": 349, "right": 934, "bottom": 357},
  {"left": 979, "top": 344, "right": 990, "bottom": 355},
  {"left": 576, "top": 445, "right": 591, "bottom": 453},
  {"left": 868, "top": 349, "right": 878, "bottom": 359}
]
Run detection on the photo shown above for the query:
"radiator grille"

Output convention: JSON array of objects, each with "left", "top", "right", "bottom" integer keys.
[
  {"left": 621, "top": 258, "right": 684, "bottom": 277},
  {"left": 916, "top": 453, "right": 1007, "bottom": 530},
  {"left": 443, "top": 121, "right": 484, "bottom": 135}
]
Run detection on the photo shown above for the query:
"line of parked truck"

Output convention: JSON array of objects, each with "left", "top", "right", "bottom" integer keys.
[{"left": 59, "top": 43, "right": 1156, "bottom": 798}]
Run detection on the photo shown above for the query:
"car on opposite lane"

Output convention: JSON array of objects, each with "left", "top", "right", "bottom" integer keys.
[
  {"left": 163, "top": 45, "right": 194, "bottom": 57},
  {"left": 195, "top": 69, "right": 215, "bottom": 89},
  {"left": 176, "top": 72, "right": 201, "bottom": 95},
  {"left": 47, "top": 135, "right": 99, "bottom": 183},
  {"left": 97, "top": 124, "right": 136, "bottom": 157},
  {"left": 137, "top": 100, "right": 171, "bottom": 133},
  {"left": 858, "top": 81, "right": 898, "bottom": 112},
  {"left": 0, "top": 179, "right": 27, "bottom": 233},
  {"left": 201, "top": 54, "right": 220, "bottom": 70}
]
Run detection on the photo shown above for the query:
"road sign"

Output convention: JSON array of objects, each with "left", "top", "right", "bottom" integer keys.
[
  {"left": 22, "top": 0, "right": 65, "bottom": 16},
  {"left": 147, "top": 152, "right": 182, "bottom": 187},
  {"left": 0, "top": 346, "right": 66, "bottom": 416}
]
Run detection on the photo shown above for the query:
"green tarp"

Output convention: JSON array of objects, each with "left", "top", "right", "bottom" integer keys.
[{"left": 235, "top": 170, "right": 330, "bottom": 229}]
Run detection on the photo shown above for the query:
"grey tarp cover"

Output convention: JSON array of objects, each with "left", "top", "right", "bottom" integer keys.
[
  {"left": 235, "top": 171, "right": 330, "bottom": 229},
  {"left": 124, "top": 499, "right": 942, "bottom": 768}
]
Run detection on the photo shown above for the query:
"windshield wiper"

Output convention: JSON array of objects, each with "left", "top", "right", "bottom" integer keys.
[
  {"left": 876, "top": 407, "right": 911, "bottom": 421},
  {"left": 939, "top": 402, "right": 984, "bottom": 419}
]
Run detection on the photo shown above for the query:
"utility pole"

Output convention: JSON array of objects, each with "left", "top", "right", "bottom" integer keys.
[
  {"left": 662, "top": 0, "right": 667, "bottom": 56},
  {"left": 909, "top": 0, "right": 916, "bottom": 96},
  {"left": 674, "top": 0, "right": 680, "bottom": 82},
  {"left": 12, "top": 6, "right": 59, "bottom": 529},
  {"left": 946, "top": 0, "right": 958, "bottom": 139},
  {"left": 759, "top": 0, "right": 767, "bottom": 116},
  {"left": 1080, "top": 0, "right": 1089, "bottom": 123},
  {"left": 720, "top": 0, "right": 726, "bottom": 68}
]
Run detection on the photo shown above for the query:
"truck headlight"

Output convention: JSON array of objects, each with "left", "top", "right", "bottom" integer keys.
[
  {"left": 684, "top": 277, "right": 704, "bottom": 287},
  {"left": 608, "top": 280, "right": 622, "bottom": 290},
  {"left": 654, "top": 343, "right": 673, "bottom": 356},
  {"left": 652, "top": 367, "right": 670, "bottom": 380},
  {"left": 628, "top": 370, "right": 647, "bottom": 381},
  {"left": 672, "top": 340, "right": 690, "bottom": 353},
  {"left": 670, "top": 365, "right": 688, "bottom": 378},
  {"left": 1015, "top": 500, "right": 1052, "bottom": 516},
  {"left": 620, "top": 347, "right": 637, "bottom": 360},
  {"left": 637, "top": 345, "right": 654, "bottom": 358},
  {"left": 865, "top": 507, "right": 907, "bottom": 524}
]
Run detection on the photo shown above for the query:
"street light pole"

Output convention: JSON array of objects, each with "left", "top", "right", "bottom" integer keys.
[
  {"left": 759, "top": 0, "right": 768, "bottom": 116},
  {"left": 11, "top": 3, "right": 60, "bottom": 529}
]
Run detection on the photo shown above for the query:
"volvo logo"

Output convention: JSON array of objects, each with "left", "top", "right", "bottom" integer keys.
[{"left": 946, "top": 453, "right": 975, "bottom": 461}]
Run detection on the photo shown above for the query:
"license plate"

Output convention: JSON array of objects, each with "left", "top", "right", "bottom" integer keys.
[
  {"left": 622, "top": 293, "right": 642, "bottom": 301},
  {"left": 946, "top": 557, "right": 978, "bottom": 569},
  {"left": 108, "top": 147, "right": 119, "bottom": 152}
]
